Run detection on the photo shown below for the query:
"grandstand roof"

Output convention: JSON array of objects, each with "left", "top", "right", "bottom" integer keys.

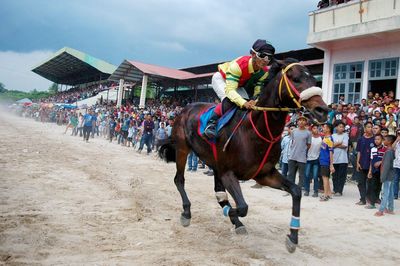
[
  {"left": 109, "top": 60, "right": 213, "bottom": 83},
  {"left": 32, "top": 47, "right": 117, "bottom": 85}
]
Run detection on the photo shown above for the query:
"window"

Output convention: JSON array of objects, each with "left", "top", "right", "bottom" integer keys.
[
  {"left": 333, "top": 62, "right": 363, "bottom": 104},
  {"left": 369, "top": 58, "right": 398, "bottom": 80}
]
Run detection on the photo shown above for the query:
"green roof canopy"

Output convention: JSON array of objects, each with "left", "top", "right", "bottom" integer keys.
[{"left": 32, "top": 47, "right": 117, "bottom": 85}]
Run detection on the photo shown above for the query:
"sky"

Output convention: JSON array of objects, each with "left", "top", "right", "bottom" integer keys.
[{"left": 0, "top": 0, "right": 318, "bottom": 92}]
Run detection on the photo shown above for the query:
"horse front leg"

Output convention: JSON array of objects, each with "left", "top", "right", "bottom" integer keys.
[
  {"left": 256, "top": 168, "right": 301, "bottom": 253},
  {"left": 174, "top": 146, "right": 191, "bottom": 227},
  {"left": 213, "top": 173, "right": 247, "bottom": 234},
  {"left": 281, "top": 177, "right": 301, "bottom": 253}
]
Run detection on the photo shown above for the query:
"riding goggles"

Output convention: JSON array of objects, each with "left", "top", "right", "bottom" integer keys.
[{"left": 251, "top": 48, "right": 272, "bottom": 61}]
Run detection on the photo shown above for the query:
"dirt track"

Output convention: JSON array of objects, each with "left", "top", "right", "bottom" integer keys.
[{"left": 0, "top": 111, "right": 399, "bottom": 265}]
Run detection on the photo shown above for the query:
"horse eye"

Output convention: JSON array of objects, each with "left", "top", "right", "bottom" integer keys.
[{"left": 292, "top": 77, "right": 301, "bottom": 83}]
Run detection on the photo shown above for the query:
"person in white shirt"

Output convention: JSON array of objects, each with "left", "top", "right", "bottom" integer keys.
[
  {"left": 280, "top": 125, "right": 294, "bottom": 179},
  {"left": 127, "top": 123, "right": 135, "bottom": 147},
  {"left": 332, "top": 121, "right": 349, "bottom": 196},
  {"left": 304, "top": 124, "right": 322, "bottom": 197}
]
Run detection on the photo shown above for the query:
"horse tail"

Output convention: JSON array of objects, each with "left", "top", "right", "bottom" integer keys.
[{"left": 158, "top": 139, "right": 176, "bottom": 162}]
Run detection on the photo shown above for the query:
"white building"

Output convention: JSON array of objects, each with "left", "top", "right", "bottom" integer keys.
[{"left": 307, "top": 0, "right": 400, "bottom": 104}]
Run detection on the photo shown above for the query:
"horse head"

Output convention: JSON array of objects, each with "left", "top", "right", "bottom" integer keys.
[{"left": 261, "top": 58, "right": 329, "bottom": 123}]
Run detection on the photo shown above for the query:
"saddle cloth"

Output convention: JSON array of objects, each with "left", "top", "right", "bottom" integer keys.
[{"left": 198, "top": 105, "right": 237, "bottom": 138}]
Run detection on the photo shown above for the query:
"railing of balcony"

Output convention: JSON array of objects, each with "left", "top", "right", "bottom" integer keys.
[{"left": 309, "top": 0, "right": 399, "bottom": 33}]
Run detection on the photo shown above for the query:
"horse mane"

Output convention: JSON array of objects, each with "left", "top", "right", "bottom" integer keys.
[
  {"left": 260, "top": 57, "right": 300, "bottom": 98},
  {"left": 265, "top": 57, "right": 299, "bottom": 83}
]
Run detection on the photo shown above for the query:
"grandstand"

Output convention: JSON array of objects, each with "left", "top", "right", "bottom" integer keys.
[{"left": 32, "top": 47, "right": 324, "bottom": 108}]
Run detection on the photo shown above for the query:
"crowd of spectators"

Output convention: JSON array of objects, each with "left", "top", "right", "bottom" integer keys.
[
  {"left": 16, "top": 93, "right": 215, "bottom": 171},
  {"left": 38, "top": 82, "right": 117, "bottom": 104},
  {"left": 281, "top": 90, "right": 399, "bottom": 216}
]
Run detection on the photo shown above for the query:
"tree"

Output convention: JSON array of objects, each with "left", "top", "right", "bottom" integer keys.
[
  {"left": 48, "top": 83, "right": 59, "bottom": 94},
  {"left": 0, "top": 82, "right": 6, "bottom": 93}
]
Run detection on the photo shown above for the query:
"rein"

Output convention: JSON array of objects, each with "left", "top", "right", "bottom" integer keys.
[
  {"left": 247, "top": 63, "right": 302, "bottom": 179},
  {"left": 248, "top": 110, "right": 281, "bottom": 179}
]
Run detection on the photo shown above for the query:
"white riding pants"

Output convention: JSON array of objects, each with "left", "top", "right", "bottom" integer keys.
[{"left": 212, "top": 72, "right": 226, "bottom": 101}]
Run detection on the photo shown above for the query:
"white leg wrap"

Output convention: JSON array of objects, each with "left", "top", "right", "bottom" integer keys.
[{"left": 215, "top": 191, "right": 228, "bottom": 202}]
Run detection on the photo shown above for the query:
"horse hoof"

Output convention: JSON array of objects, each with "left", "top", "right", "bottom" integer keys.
[
  {"left": 285, "top": 235, "right": 297, "bottom": 253},
  {"left": 235, "top": 226, "right": 248, "bottom": 235},
  {"left": 180, "top": 215, "right": 191, "bottom": 227}
]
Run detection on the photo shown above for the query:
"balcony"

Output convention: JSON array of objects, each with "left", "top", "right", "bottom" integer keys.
[{"left": 307, "top": 0, "right": 400, "bottom": 48}]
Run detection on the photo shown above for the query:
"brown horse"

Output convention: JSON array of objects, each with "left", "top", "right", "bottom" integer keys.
[{"left": 159, "top": 59, "right": 328, "bottom": 253}]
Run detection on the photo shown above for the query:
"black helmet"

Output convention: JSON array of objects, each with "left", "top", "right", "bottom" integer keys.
[{"left": 251, "top": 39, "right": 275, "bottom": 55}]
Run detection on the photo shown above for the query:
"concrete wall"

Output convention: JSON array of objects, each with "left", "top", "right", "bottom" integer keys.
[{"left": 322, "top": 40, "right": 400, "bottom": 103}]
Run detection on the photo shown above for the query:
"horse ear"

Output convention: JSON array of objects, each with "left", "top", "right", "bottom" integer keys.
[
  {"left": 275, "top": 58, "right": 299, "bottom": 68},
  {"left": 274, "top": 59, "right": 286, "bottom": 69}
]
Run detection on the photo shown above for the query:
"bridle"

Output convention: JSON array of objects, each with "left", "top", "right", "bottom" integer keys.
[{"left": 252, "top": 62, "right": 318, "bottom": 112}]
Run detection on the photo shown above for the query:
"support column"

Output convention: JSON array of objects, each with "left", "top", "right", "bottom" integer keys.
[
  {"left": 117, "top": 79, "right": 124, "bottom": 107},
  {"left": 362, "top": 60, "right": 369, "bottom": 101},
  {"left": 321, "top": 49, "right": 332, "bottom": 104},
  {"left": 396, "top": 60, "right": 400, "bottom": 100},
  {"left": 139, "top": 75, "right": 148, "bottom": 109}
]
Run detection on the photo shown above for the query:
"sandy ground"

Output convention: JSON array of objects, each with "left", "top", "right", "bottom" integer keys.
[{"left": 0, "top": 111, "right": 399, "bottom": 266}]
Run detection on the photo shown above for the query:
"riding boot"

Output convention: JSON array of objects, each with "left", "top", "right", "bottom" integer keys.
[{"left": 204, "top": 112, "right": 220, "bottom": 139}]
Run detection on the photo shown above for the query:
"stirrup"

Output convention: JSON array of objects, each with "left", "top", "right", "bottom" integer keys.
[{"left": 204, "top": 124, "right": 217, "bottom": 139}]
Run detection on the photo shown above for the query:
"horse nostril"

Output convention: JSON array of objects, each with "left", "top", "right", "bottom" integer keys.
[{"left": 314, "top": 106, "right": 328, "bottom": 116}]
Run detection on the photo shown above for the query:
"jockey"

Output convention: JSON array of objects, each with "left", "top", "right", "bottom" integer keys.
[{"left": 204, "top": 39, "right": 275, "bottom": 139}]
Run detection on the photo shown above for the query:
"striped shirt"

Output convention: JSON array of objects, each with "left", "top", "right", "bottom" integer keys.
[{"left": 370, "top": 145, "right": 387, "bottom": 174}]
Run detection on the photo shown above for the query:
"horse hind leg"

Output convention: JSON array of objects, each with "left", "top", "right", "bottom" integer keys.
[
  {"left": 174, "top": 145, "right": 191, "bottom": 227},
  {"left": 214, "top": 174, "right": 247, "bottom": 235}
]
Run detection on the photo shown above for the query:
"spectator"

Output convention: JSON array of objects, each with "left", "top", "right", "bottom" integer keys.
[
  {"left": 332, "top": 121, "right": 349, "bottom": 196},
  {"left": 356, "top": 122, "right": 374, "bottom": 205},
  {"left": 281, "top": 125, "right": 294, "bottom": 179},
  {"left": 121, "top": 114, "right": 130, "bottom": 146},
  {"left": 77, "top": 113, "right": 84, "bottom": 137},
  {"left": 372, "top": 124, "right": 381, "bottom": 135},
  {"left": 287, "top": 116, "right": 311, "bottom": 189},
  {"left": 155, "top": 122, "right": 168, "bottom": 151},
  {"left": 375, "top": 135, "right": 396, "bottom": 216},
  {"left": 347, "top": 106, "right": 357, "bottom": 122},
  {"left": 70, "top": 113, "right": 78, "bottom": 136},
  {"left": 319, "top": 123, "right": 335, "bottom": 201},
  {"left": 317, "top": 0, "right": 329, "bottom": 9},
  {"left": 393, "top": 129, "right": 400, "bottom": 200},
  {"left": 82, "top": 110, "right": 93, "bottom": 143},
  {"left": 187, "top": 152, "right": 198, "bottom": 172},
  {"left": 138, "top": 114, "right": 154, "bottom": 155},
  {"left": 109, "top": 116, "right": 117, "bottom": 143},
  {"left": 386, "top": 114, "right": 396, "bottom": 135},
  {"left": 304, "top": 124, "right": 322, "bottom": 197},
  {"left": 332, "top": 104, "right": 343, "bottom": 125},
  {"left": 91, "top": 111, "right": 98, "bottom": 138},
  {"left": 166, "top": 118, "right": 174, "bottom": 137},
  {"left": 127, "top": 123, "right": 135, "bottom": 148},
  {"left": 366, "top": 134, "right": 386, "bottom": 209},
  {"left": 349, "top": 116, "right": 363, "bottom": 150},
  {"left": 360, "top": 99, "right": 369, "bottom": 113}
]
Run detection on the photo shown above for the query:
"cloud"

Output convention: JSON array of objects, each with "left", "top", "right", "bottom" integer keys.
[
  {"left": 0, "top": 50, "right": 54, "bottom": 92},
  {"left": 0, "top": 0, "right": 319, "bottom": 90},
  {"left": 150, "top": 41, "right": 188, "bottom": 53}
]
